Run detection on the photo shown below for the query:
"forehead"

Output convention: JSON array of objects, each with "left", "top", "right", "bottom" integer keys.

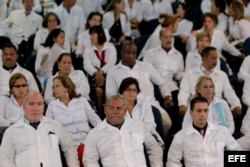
[
  {"left": 26, "top": 93, "right": 44, "bottom": 103},
  {"left": 107, "top": 98, "right": 123, "bottom": 106},
  {"left": 3, "top": 47, "right": 16, "bottom": 53},
  {"left": 193, "top": 102, "right": 208, "bottom": 110},
  {"left": 208, "top": 50, "right": 217, "bottom": 57}
]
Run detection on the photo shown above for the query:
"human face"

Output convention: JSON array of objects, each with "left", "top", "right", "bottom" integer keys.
[
  {"left": 52, "top": 79, "right": 68, "bottom": 99},
  {"left": 116, "top": 0, "right": 125, "bottom": 12},
  {"left": 105, "top": 98, "right": 126, "bottom": 126},
  {"left": 160, "top": 29, "right": 173, "bottom": 50},
  {"left": 63, "top": 0, "right": 76, "bottom": 8},
  {"left": 23, "top": 0, "right": 34, "bottom": 12},
  {"left": 203, "top": 17, "right": 215, "bottom": 31},
  {"left": 12, "top": 79, "right": 28, "bottom": 99},
  {"left": 227, "top": 5, "right": 234, "bottom": 17},
  {"left": 122, "top": 84, "right": 138, "bottom": 102},
  {"left": 89, "top": 15, "right": 101, "bottom": 27},
  {"left": 58, "top": 55, "right": 72, "bottom": 75},
  {"left": 171, "top": 20, "right": 179, "bottom": 33},
  {"left": 23, "top": 92, "right": 44, "bottom": 122},
  {"left": 47, "top": 15, "right": 58, "bottom": 31},
  {"left": 197, "top": 36, "right": 210, "bottom": 53},
  {"left": 202, "top": 50, "right": 218, "bottom": 70},
  {"left": 2, "top": 47, "right": 18, "bottom": 68},
  {"left": 177, "top": 4, "right": 185, "bottom": 19},
  {"left": 190, "top": 102, "right": 208, "bottom": 128},
  {"left": 90, "top": 33, "right": 98, "bottom": 45},
  {"left": 211, "top": 1, "right": 219, "bottom": 14},
  {"left": 121, "top": 44, "right": 137, "bottom": 67},
  {"left": 197, "top": 79, "right": 214, "bottom": 100},
  {"left": 53, "top": 32, "right": 65, "bottom": 47}
]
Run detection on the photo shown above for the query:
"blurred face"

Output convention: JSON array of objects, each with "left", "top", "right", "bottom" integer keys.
[
  {"left": 197, "top": 36, "right": 210, "bottom": 53},
  {"left": 63, "top": 0, "right": 76, "bottom": 8},
  {"left": 11, "top": 79, "right": 28, "bottom": 99},
  {"left": 122, "top": 84, "right": 138, "bottom": 102},
  {"left": 177, "top": 4, "right": 185, "bottom": 18},
  {"left": 211, "top": 1, "right": 219, "bottom": 14},
  {"left": 2, "top": 47, "right": 18, "bottom": 68},
  {"left": 121, "top": 44, "right": 137, "bottom": 67},
  {"left": 89, "top": 15, "right": 101, "bottom": 27},
  {"left": 160, "top": 29, "right": 173, "bottom": 50},
  {"left": 90, "top": 33, "right": 98, "bottom": 45},
  {"left": 197, "top": 79, "right": 214, "bottom": 100},
  {"left": 116, "top": 0, "right": 125, "bottom": 12},
  {"left": 53, "top": 32, "right": 65, "bottom": 47},
  {"left": 23, "top": 0, "right": 34, "bottom": 12},
  {"left": 202, "top": 50, "right": 218, "bottom": 70},
  {"left": 203, "top": 17, "right": 215, "bottom": 31},
  {"left": 47, "top": 15, "right": 58, "bottom": 30},
  {"left": 227, "top": 5, "right": 234, "bottom": 17},
  {"left": 171, "top": 20, "right": 179, "bottom": 33},
  {"left": 105, "top": 98, "right": 126, "bottom": 126},
  {"left": 190, "top": 102, "right": 208, "bottom": 128},
  {"left": 53, "top": 79, "right": 68, "bottom": 99},
  {"left": 58, "top": 55, "right": 72, "bottom": 75},
  {"left": 23, "top": 92, "right": 44, "bottom": 122}
]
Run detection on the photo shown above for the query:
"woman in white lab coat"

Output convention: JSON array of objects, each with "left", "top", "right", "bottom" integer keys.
[
  {"left": 46, "top": 75, "right": 101, "bottom": 167},
  {"left": 0, "top": 73, "right": 28, "bottom": 126},
  {"left": 182, "top": 75, "right": 235, "bottom": 134}
]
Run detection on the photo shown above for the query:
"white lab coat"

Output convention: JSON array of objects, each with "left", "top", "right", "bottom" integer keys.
[
  {"left": 242, "top": 76, "right": 250, "bottom": 107},
  {"left": 182, "top": 97, "right": 235, "bottom": 134},
  {"left": 44, "top": 70, "right": 90, "bottom": 104},
  {"left": 83, "top": 42, "right": 117, "bottom": 75},
  {"left": 238, "top": 56, "right": 250, "bottom": 81},
  {"left": 0, "top": 0, "right": 7, "bottom": 21},
  {"left": 167, "top": 122, "right": 241, "bottom": 167},
  {"left": 0, "top": 95, "right": 24, "bottom": 126},
  {"left": 124, "top": 0, "right": 143, "bottom": 22},
  {"left": 0, "top": 22, "right": 17, "bottom": 47},
  {"left": 0, "top": 116, "right": 79, "bottom": 167},
  {"left": 240, "top": 105, "right": 250, "bottom": 134},
  {"left": 46, "top": 97, "right": 101, "bottom": 145},
  {"left": 178, "top": 65, "right": 241, "bottom": 109},
  {"left": 238, "top": 131, "right": 250, "bottom": 150},
  {"left": 83, "top": 118, "right": 163, "bottom": 167},
  {"left": 7, "top": 0, "right": 42, "bottom": 14},
  {"left": 76, "top": 0, "right": 104, "bottom": 17},
  {"left": 0, "top": 64, "right": 39, "bottom": 96},
  {"left": 174, "top": 19, "right": 193, "bottom": 37},
  {"left": 216, "top": 13, "right": 228, "bottom": 34}
]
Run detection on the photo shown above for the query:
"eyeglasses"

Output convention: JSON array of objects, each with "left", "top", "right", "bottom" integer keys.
[
  {"left": 13, "top": 84, "right": 27, "bottom": 88},
  {"left": 125, "top": 88, "right": 138, "bottom": 93}
]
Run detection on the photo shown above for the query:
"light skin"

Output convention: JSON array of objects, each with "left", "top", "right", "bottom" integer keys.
[
  {"left": 190, "top": 102, "right": 209, "bottom": 128},
  {"left": 2, "top": 47, "right": 18, "bottom": 68},
  {"left": 122, "top": 84, "right": 138, "bottom": 116},
  {"left": 23, "top": 92, "right": 44, "bottom": 123},
  {"left": 12, "top": 79, "right": 28, "bottom": 104},
  {"left": 47, "top": 15, "right": 58, "bottom": 31},
  {"left": 52, "top": 79, "right": 69, "bottom": 100},
  {"left": 211, "top": 1, "right": 220, "bottom": 15},
  {"left": 202, "top": 50, "right": 218, "bottom": 71},
  {"left": 203, "top": 17, "right": 215, "bottom": 33},
  {"left": 197, "top": 79, "right": 214, "bottom": 103},
  {"left": 105, "top": 97, "right": 127, "bottom": 126},
  {"left": 89, "top": 15, "right": 101, "bottom": 28},
  {"left": 177, "top": 4, "right": 185, "bottom": 19},
  {"left": 160, "top": 28, "right": 173, "bottom": 50},
  {"left": 58, "top": 55, "right": 72, "bottom": 76},
  {"left": 23, "top": 0, "right": 34, "bottom": 12},
  {"left": 197, "top": 36, "right": 210, "bottom": 53}
]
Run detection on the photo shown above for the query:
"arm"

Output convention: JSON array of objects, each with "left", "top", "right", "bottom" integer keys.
[
  {"left": 238, "top": 57, "right": 250, "bottom": 81},
  {"left": 83, "top": 48, "right": 98, "bottom": 76},
  {"left": 238, "top": 132, "right": 250, "bottom": 151},
  {"left": 75, "top": 71, "right": 90, "bottom": 99},
  {"left": 45, "top": 103, "right": 54, "bottom": 119},
  {"left": 84, "top": 99, "right": 101, "bottom": 127},
  {"left": 242, "top": 77, "right": 250, "bottom": 107},
  {"left": 44, "top": 76, "right": 56, "bottom": 104},
  {"left": 105, "top": 68, "right": 119, "bottom": 98},
  {"left": 100, "top": 43, "right": 117, "bottom": 73},
  {"left": 33, "top": 30, "right": 43, "bottom": 51},
  {"left": 240, "top": 107, "right": 250, "bottom": 135},
  {"left": 0, "top": 96, "right": 11, "bottom": 126}
]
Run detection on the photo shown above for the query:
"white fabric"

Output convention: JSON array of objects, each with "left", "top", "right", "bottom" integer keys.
[
  {"left": 182, "top": 97, "right": 235, "bottom": 134},
  {"left": 46, "top": 97, "right": 101, "bottom": 145},
  {"left": 76, "top": 28, "right": 110, "bottom": 56},
  {"left": 242, "top": 76, "right": 250, "bottom": 107},
  {"left": 243, "top": 1, "right": 250, "bottom": 17},
  {"left": 174, "top": 19, "right": 193, "bottom": 36},
  {"left": 44, "top": 70, "right": 90, "bottom": 104},
  {"left": 76, "top": 0, "right": 104, "bottom": 17},
  {"left": 0, "top": 64, "right": 39, "bottom": 96},
  {"left": 124, "top": 0, "right": 143, "bottom": 22},
  {"left": 0, "top": 22, "right": 17, "bottom": 47},
  {"left": 238, "top": 131, "right": 250, "bottom": 150},
  {"left": 216, "top": 13, "right": 228, "bottom": 34},
  {"left": 83, "top": 42, "right": 117, "bottom": 75},
  {"left": 102, "top": 11, "right": 132, "bottom": 37},
  {"left": 0, "top": 95, "right": 24, "bottom": 126},
  {"left": 178, "top": 66, "right": 241, "bottom": 109},
  {"left": 0, "top": 0, "right": 7, "bottom": 21},
  {"left": 167, "top": 122, "right": 241, "bottom": 167},
  {"left": 240, "top": 105, "right": 250, "bottom": 134},
  {"left": 238, "top": 56, "right": 250, "bottom": 81},
  {"left": 0, "top": 116, "right": 79, "bottom": 167},
  {"left": 7, "top": 0, "right": 42, "bottom": 14},
  {"left": 53, "top": 4, "right": 86, "bottom": 43},
  {"left": 83, "top": 118, "right": 163, "bottom": 167},
  {"left": 200, "top": 0, "right": 211, "bottom": 13},
  {"left": 144, "top": 46, "right": 184, "bottom": 92}
]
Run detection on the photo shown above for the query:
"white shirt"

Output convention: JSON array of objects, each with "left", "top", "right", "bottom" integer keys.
[
  {"left": 7, "top": 0, "right": 42, "bottom": 14},
  {"left": 174, "top": 19, "right": 193, "bottom": 36},
  {"left": 238, "top": 131, "right": 250, "bottom": 150},
  {"left": 244, "top": 1, "right": 250, "bottom": 17},
  {"left": 76, "top": 0, "right": 104, "bottom": 17},
  {"left": 0, "top": 0, "right": 7, "bottom": 21},
  {"left": 44, "top": 70, "right": 90, "bottom": 104},
  {"left": 186, "top": 29, "right": 241, "bottom": 56},
  {"left": 141, "top": 0, "right": 173, "bottom": 21},
  {"left": 144, "top": 46, "right": 184, "bottom": 92},
  {"left": 4, "top": 9, "right": 42, "bottom": 44},
  {"left": 83, "top": 118, "right": 163, "bottom": 167},
  {"left": 83, "top": 42, "right": 117, "bottom": 75},
  {"left": 124, "top": 0, "right": 143, "bottom": 22},
  {"left": 200, "top": 0, "right": 211, "bottom": 13},
  {"left": 238, "top": 55, "right": 250, "bottom": 81},
  {"left": 106, "top": 61, "right": 171, "bottom": 99},
  {"left": 167, "top": 122, "right": 241, "bottom": 167},
  {"left": 0, "top": 64, "right": 39, "bottom": 96},
  {"left": 0, "top": 22, "right": 16, "bottom": 47},
  {"left": 241, "top": 76, "right": 250, "bottom": 107},
  {"left": 76, "top": 28, "right": 110, "bottom": 56},
  {"left": 102, "top": 11, "right": 132, "bottom": 37},
  {"left": 0, "top": 116, "right": 79, "bottom": 167},
  {"left": 240, "top": 105, "right": 250, "bottom": 134},
  {"left": 178, "top": 66, "right": 241, "bottom": 109},
  {"left": 0, "top": 95, "right": 24, "bottom": 126},
  {"left": 182, "top": 97, "right": 235, "bottom": 134},
  {"left": 216, "top": 13, "right": 228, "bottom": 34},
  {"left": 46, "top": 97, "right": 101, "bottom": 145},
  {"left": 53, "top": 4, "right": 86, "bottom": 43}
]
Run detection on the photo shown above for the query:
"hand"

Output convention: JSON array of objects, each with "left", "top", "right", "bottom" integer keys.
[
  {"left": 191, "top": 30, "right": 198, "bottom": 37},
  {"left": 232, "top": 106, "right": 242, "bottom": 117},
  {"left": 239, "top": 53, "right": 245, "bottom": 59},
  {"left": 164, "top": 96, "right": 174, "bottom": 108},
  {"left": 179, "top": 105, "right": 187, "bottom": 116},
  {"left": 181, "top": 35, "right": 188, "bottom": 44},
  {"left": 93, "top": 70, "right": 105, "bottom": 86},
  {"left": 119, "top": 35, "right": 126, "bottom": 43}
]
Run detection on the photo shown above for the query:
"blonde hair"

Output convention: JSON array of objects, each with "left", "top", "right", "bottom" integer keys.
[
  {"left": 196, "top": 31, "right": 210, "bottom": 43},
  {"left": 195, "top": 76, "right": 215, "bottom": 97},
  {"left": 230, "top": 0, "right": 244, "bottom": 21}
]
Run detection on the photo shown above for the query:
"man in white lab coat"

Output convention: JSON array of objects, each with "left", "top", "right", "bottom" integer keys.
[
  {"left": 83, "top": 95, "right": 163, "bottom": 167},
  {"left": 0, "top": 91, "right": 79, "bottom": 167},
  {"left": 167, "top": 96, "right": 241, "bottom": 167}
]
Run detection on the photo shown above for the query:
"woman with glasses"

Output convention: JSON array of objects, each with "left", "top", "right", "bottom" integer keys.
[{"left": 0, "top": 73, "right": 28, "bottom": 126}]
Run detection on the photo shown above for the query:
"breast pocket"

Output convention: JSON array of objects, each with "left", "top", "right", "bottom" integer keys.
[{"left": 48, "top": 134, "right": 59, "bottom": 151}]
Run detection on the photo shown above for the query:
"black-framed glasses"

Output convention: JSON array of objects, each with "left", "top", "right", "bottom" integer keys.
[
  {"left": 13, "top": 84, "right": 28, "bottom": 88},
  {"left": 125, "top": 88, "right": 138, "bottom": 93}
]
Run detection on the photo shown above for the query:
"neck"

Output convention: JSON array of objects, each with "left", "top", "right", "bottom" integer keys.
[
  {"left": 95, "top": 44, "right": 104, "bottom": 50},
  {"left": 126, "top": 100, "right": 135, "bottom": 116},
  {"left": 60, "top": 96, "right": 70, "bottom": 106},
  {"left": 15, "top": 96, "right": 24, "bottom": 106},
  {"left": 121, "top": 61, "right": 135, "bottom": 69}
]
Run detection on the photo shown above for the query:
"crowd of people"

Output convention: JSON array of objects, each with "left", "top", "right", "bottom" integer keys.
[{"left": 1, "top": 0, "right": 250, "bottom": 166}]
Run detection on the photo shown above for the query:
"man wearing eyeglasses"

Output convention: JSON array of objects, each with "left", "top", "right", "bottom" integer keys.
[
  {"left": 0, "top": 43, "right": 39, "bottom": 96},
  {"left": 83, "top": 95, "right": 163, "bottom": 167}
]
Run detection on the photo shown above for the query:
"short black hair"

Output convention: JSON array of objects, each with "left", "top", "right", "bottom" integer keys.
[
  {"left": 119, "top": 77, "right": 141, "bottom": 95},
  {"left": 201, "top": 46, "right": 216, "bottom": 58},
  {"left": 89, "top": 26, "right": 107, "bottom": 45},
  {"left": 190, "top": 96, "right": 208, "bottom": 110},
  {"left": 3, "top": 43, "right": 18, "bottom": 53}
]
